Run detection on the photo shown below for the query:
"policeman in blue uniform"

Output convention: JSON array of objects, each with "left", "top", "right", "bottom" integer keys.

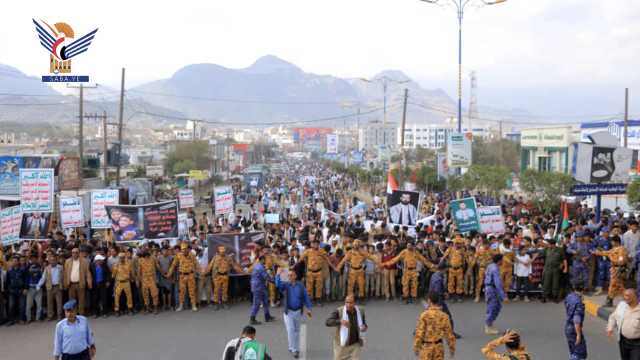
[
  {"left": 567, "top": 231, "right": 594, "bottom": 290},
  {"left": 484, "top": 254, "right": 505, "bottom": 335},
  {"left": 249, "top": 256, "right": 275, "bottom": 325},
  {"left": 564, "top": 284, "right": 587, "bottom": 360},
  {"left": 428, "top": 261, "right": 461, "bottom": 338},
  {"left": 593, "top": 229, "right": 610, "bottom": 295}
]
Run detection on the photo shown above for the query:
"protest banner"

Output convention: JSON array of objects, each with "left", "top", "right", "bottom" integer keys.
[
  {"left": 19, "top": 212, "right": 52, "bottom": 240},
  {"left": 214, "top": 186, "right": 234, "bottom": 215},
  {"left": 59, "top": 196, "right": 84, "bottom": 228},
  {"left": 207, "top": 231, "right": 266, "bottom": 268},
  {"left": 105, "top": 201, "right": 178, "bottom": 242},
  {"left": 20, "top": 168, "right": 54, "bottom": 213},
  {"left": 178, "top": 189, "right": 195, "bottom": 209},
  {"left": 178, "top": 212, "right": 188, "bottom": 238},
  {"left": 450, "top": 197, "right": 480, "bottom": 233},
  {"left": 264, "top": 213, "right": 280, "bottom": 224},
  {"left": 478, "top": 206, "right": 506, "bottom": 234},
  {"left": 91, "top": 190, "right": 119, "bottom": 229},
  {"left": 0, "top": 206, "right": 22, "bottom": 245},
  {"left": 387, "top": 190, "right": 420, "bottom": 226}
]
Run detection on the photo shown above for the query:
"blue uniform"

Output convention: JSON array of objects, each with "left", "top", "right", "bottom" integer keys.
[
  {"left": 484, "top": 263, "right": 505, "bottom": 326},
  {"left": 564, "top": 292, "right": 587, "bottom": 360},
  {"left": 567, "top": 241, "right": 593, "bottom": 288},
  {"left": 250, "top": 262, "right": 273, "bottom": 318},
  {"left": 593, "top": 236, "right": 610, "bottom": 289},
  {"left": 428, "top": 271, "right": 455, "bottom": 330}
]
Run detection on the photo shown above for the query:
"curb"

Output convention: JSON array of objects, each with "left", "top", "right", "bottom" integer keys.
[{"left": 583, "top": 297, "right": 613, "bottom": 322}]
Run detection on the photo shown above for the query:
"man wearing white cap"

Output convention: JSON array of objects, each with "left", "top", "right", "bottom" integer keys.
[{"left": 91, "top": 254, "right": 111, "bottom": 318}]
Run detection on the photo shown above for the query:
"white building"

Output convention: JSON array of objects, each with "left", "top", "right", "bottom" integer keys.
[
  {"left": 399, "top": 124, "right": 449, "bottom": 149},
  {"left": 359, "top": 121, "right": 397, "bottom": 152},
  {"left": 520, "top": 125, "right": 580, "bottom": 173}
]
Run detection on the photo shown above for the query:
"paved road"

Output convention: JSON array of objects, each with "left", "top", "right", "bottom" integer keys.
[{"left": 1, "top": 299, "right": 618, "bottom": 360}]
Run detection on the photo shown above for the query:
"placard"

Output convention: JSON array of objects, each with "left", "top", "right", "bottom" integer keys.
[
  {"left": 214, "top": 186, "right": 234, "bottom": 215},
  {"left": 91, "top": 190, "right": 119, "bottom": 229},
  {"left": 105, "top": 201, "right": 178, "bottom": 242},
  {"left": 59, "top": 196, "right": 84, "bottom": 228},
  {"left": 387, "top": 190, "right": 420, "bottom": 226},
  {"left": 57, "top": 157, "right": 81, "bottom": 190},
  {"left": 478, "top": 206, "right": 506, "bottom": 234},
  {"left": 264, "top": 213, "right": 280, "bottom": 224},
  {"left": 447, "top": 132, "right": 472, "bottom": 168},
  {"left": 450, "top": 197, "right": 480, "bottom": 233},
  {"left": 179, "top": 189, "right": 195, "bottom": 209},
  {"left": 20, "top": 168, "right": 54, "bottom": 213},
  {"left": 0, "top": 206, "right": 22, "bottom": 245}
]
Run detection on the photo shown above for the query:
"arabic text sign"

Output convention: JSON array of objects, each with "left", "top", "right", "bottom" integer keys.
[
  {"left": 106, "top": 201, "right": 178, "bottom": 242},
  {"left": 179, "top": 189, "right": 195, "bottom": 209},
  {"left": 264, "top": 213, "right": 280, "bottom": 224},
  {"left": 91, "top": 190, "right": 119, "bottom": 229},
  {"left": 20, "top": 168, "right": 54, "bottom": 213},
  {"left": 571, "top": 183, "right": 627, "bottom": 196},
  {"left": 447, "top": 132, "right": 472, "bottom": 168},
  {"left": 0, "top": 206, "right": 22, "bottom": 245},
  {"left": 60, "top": 196, "right": 85, "bottom": 228},
  {"left": 214, "top": 186, "right": 234, "bottom": 215},
  {"left": 478, "top": 206, "right": 506, "bottom": 234}
]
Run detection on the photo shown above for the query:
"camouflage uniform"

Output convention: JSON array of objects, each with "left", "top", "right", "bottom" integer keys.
[
  {"left": 384, "top": 249, "right": 433, "bottom": 300},
  {"left": 206, "top": 253, "right": 241, "bottom": 304},
  {"left": 112, "top": 258, "right": 134, "bottom": 312},
  {"left": 443, "top": 244, "right": 465, "bottom": 296},
  {"left": 464, "top": 248, "right": 477, "bottom": 296},
  {"left": 137, "top": 256, "right": 159, "bottom": 308},
  {"left": 499, "top": 250, "right": 514, "bottom": 294},
  {"left": 481, "top": 336, "right": 531, "bottom": 360},
  {"left": 302, "top": 247, "right": 330, "bottom": 300},
  {"left": 414, "top": 306, "right": 456, "bottom": 360},
  {"left": 168, "top": 250, "right": 198, "bottom": 308},
  {"left": 337, "top": 242, "right": 378, "bottom": 299},
  {"left": 476, "top": 249, "right": 493, "bottom": 301},
  {"left": 594, "top": 245, "right": 628, "bottom": 301}
]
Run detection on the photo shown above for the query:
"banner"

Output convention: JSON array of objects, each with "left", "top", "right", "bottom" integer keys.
[
  {"left": 105, "top": 201, "right": 178, "bottom": 242},
  {"left": 91, "top": 190, "right": 119, "bottom": 229},
  {"left": 447, "top": 132, "right": 472, "bottom": 168},
  {"left": 20, "top": 168, "right": 54, "bottom": 213},
  {"left": 57, "top": 157, "right": 81, "bottom": 190},
  {"left": 478, "top": 206, "right": 505, "bottom": 234},
  {"left": 437, "top": 152, "right": 449, "bottom": 180},
  {"left": 0, "top": 156, "right": 23, "bottom": 195},
  {"left": 59, "top": 196, "right": 84, "bottom": 229},
  {"left": 214, "top": 186, "right": 234, "bottom": 215},
  {"left": 178, "top": 212, "right": 188, "bottom": 238},
  {"left": 178, "top": 189, "right": 195, "bottom": 209},
  {"left": 264, "top": 213, "right": 280, "bottom": 224},
  {"left": 19, "top": 212, "right": 52, "bottom": 240},
  {"left": 450, "top": 197, "right": 480, "bottom": 233},
  {"left": 326, "top": 134, "right": 338, "bottom": 154},
  {"left": 0, "top": 206, "right": 22, "bottom": 245},
  {"left": 387, "top": 190, "right": 420, "bottom": 226},
  {"left": 207, "top": 231, "right": 266, "bottom": 269}
]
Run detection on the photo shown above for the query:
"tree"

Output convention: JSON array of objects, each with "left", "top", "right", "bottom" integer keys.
[
  {"left": 415, "top": 165, "right": 445, "bottom": 193},
  {"left": 628, "top": 178, "right": 640, "bottom": 208},
  {"left": 520, "top": 169, "right": 574, "bottom": 214},
  {"left": 472, "top": 137, "right": 520, "bottom": 173},
  {"left": 165, "top": 141, "right": 210, "bottom": 176},
  {"left": 461, "top": 165, "right": 510, "bottom": 197}
]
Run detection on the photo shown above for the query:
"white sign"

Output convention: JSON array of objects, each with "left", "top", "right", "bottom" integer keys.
[
  {"left": 145, "top": 165, "right": 164, "bottom": 177},
  {"left": 478, "top": 206, "right": 506, "bottom": 234},
  {"left": 20, "top": 168, "right": 54, "bottom": 213},
  {"left": 178, "top": 212, "right": 188, "bottom": 238},
  {"left": 521, "top": 126, "right": 572, "bottom": 148},
  {"left": 179, "top": 189, "right": 195, "bottom": 209},
  {"left": 214, "top": 186, "right": 234, "bottom": 215},
  {"left": 91, "top": 190, "right": 119, "bottom": 229},
  {"left": 0, "top": 205, "right": 22, "bottom": 245},
  {"left": 326, "top": 134, "right": 338, "bottom": 154},
  {"left": 447, "top": 132, "right": 472, "bottom": 168},
  {"left": 573, "top": 131, "right": 633, "bottom": 184},
  {"left": 60, "top": 196, "right": 85, "bottom": 228},
  {"left": 264, "top": 213, "right": 280, "bottom": 224}
]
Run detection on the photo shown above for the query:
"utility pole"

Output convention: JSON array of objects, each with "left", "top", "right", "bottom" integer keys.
[
  {"left": 356, "top": 107, "right": 360, "bottom": 151},
  {"left": 116, "top": 68, "right": 125, "bottom": 186},
  {"left": 101, "top": 111, "right": 108, "bottom": 184},
  {"left": 79, "top": 84, "right": 84, "bottom": 168},
  {"left": 624, "top": 88, "right": 629, "bottom": 148},
  {"left": 498, "top": 120, "right": 503, "bottom": 167},
  {"left": 401, "top": 88, "right": 409, "bottom": 168}
]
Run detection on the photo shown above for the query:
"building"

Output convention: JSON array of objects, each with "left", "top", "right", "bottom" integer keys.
[
  {"left": 359, "top": 121, "right": 397, "bottom": 152},
  {"left": 520, "top": 125, "right": 579, "bottom": 173},
  {"left": 399, "top": 124, "right": 449, "bottom": 149}
]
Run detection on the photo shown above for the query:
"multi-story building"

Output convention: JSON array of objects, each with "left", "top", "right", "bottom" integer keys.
[
  {"left": 399, "top": 124, "right": 449, "bottom": 149},
  {"left": 358, "top": 121, "right": 396, "bottom": 152}
]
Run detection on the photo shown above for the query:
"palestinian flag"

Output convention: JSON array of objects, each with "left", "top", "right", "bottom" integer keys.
[{"left": 555, "top": 201, "right": 570, "bottom": 240}]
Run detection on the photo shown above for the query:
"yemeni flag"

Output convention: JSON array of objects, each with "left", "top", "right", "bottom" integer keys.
[
  {"left": 386, "top": 170, "right": 399, "bottom": 194},
  {"left": 555, "top": 201, "right": 570, "bottom": 240}
]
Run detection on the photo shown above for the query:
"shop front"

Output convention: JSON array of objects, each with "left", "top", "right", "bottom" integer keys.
[{"left": 520, "top": 126, "right": 577, "bottom": 174}]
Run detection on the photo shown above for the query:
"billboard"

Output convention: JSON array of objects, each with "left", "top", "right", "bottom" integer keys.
[
  {"left": 326, "top": 134, "right": 338, "bottom": 154},
  {"left": 447, "top": 132, "right": 472, "bottom": 168},
  {"left": 0, "top": 156, "right": 60, "bottom": 195},
  {"left": 572, "top": 132, "right": 633, "bottom": 184}
]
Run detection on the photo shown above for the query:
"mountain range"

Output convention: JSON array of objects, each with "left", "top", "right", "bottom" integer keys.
[{"left": 0, "top": 55, "right": 531, "bottom": 131}]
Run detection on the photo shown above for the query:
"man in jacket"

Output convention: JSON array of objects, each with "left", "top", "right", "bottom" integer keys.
[
  {"left": 6, "top": 255, "right": 27, "bottom": 325},
  {"left": 325, "top": 295, "right": 367, "bottom": 360},
  {"left": 39, "top": 253, "right": 64, "bottom": 320},
  {"left": 63, "top": 248, "right": 93, "bottom": 315},
  {"left": 90, "top": 254, "right": 111, "bottom": 317}
]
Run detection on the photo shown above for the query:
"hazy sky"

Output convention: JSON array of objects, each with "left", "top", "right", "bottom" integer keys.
[{"left": 2, "top": 0, "right": 639, "bottom": 119}]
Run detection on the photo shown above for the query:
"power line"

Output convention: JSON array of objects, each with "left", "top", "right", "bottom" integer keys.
[{"left": 126, "top": 89, "right": 356, "bottom": 105}]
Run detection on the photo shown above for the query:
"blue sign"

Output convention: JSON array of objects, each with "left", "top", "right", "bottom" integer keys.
[{"left": 571, "top": 183, "right": 627, "bottom": 196}]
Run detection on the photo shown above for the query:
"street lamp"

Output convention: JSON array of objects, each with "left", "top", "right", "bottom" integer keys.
[
  {"left": 359, "top": 76, "right": 410, "bottom": 125},
  {"left": 419, "top": 0, "right": 508, "bottom": 134}
]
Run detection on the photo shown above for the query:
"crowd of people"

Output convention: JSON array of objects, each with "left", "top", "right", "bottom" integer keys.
[{"left": 2, "top": 160, "right": 640, "bottom": 359}]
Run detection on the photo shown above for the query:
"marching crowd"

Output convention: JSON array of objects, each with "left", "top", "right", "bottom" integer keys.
[{"left": 2, "top": 161, "right": 640, "bottom": 359}]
